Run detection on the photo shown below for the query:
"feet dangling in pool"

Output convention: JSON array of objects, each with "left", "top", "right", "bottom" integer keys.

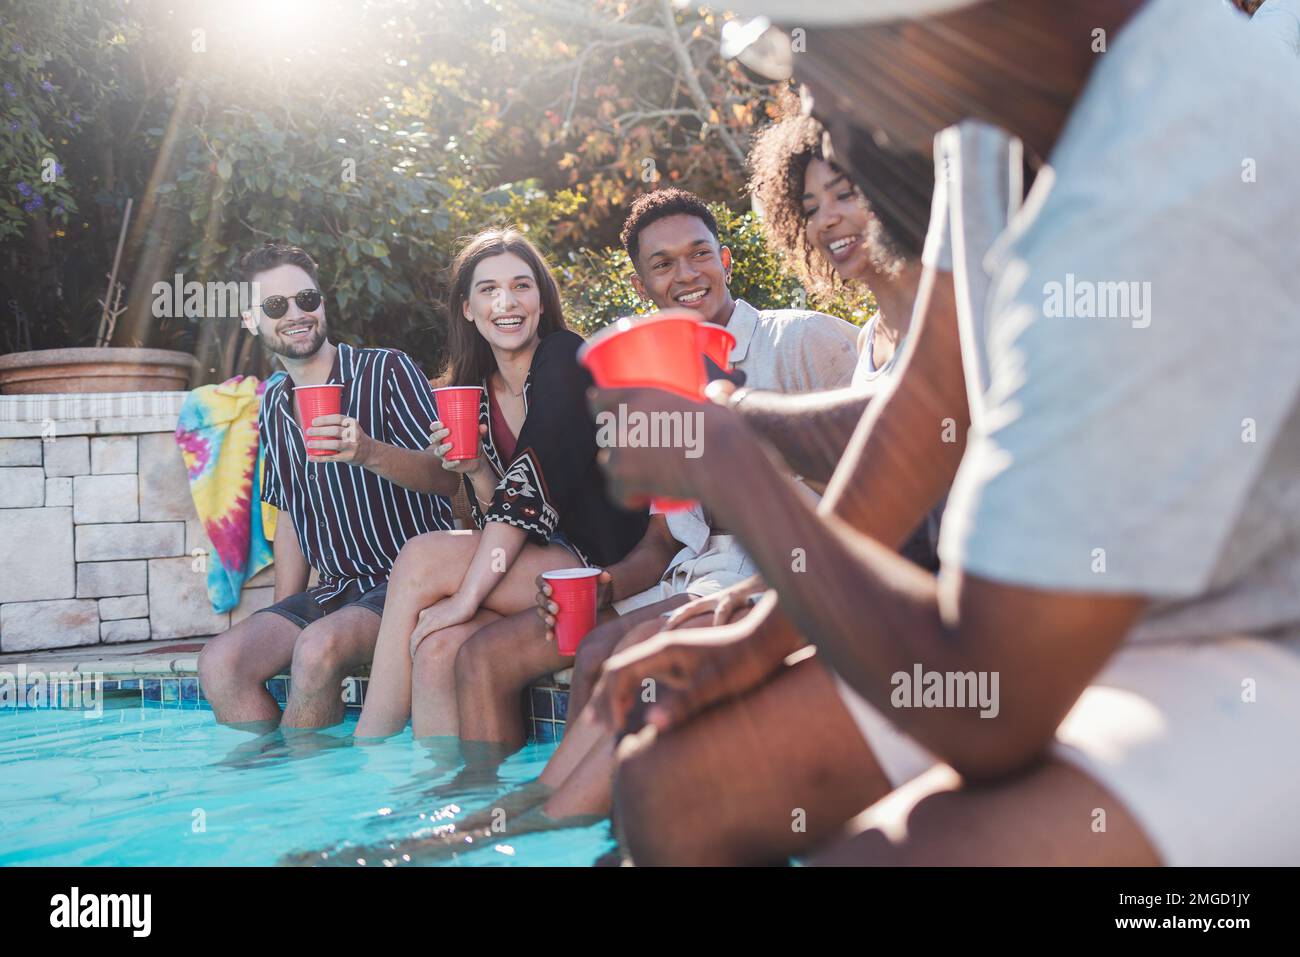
[
  {"left": 278, "top": 797, "right": 602, "bottom": 866},
  {"left": 215, "top": 727, "right": 287, "bottom": 769},
  {"left": 216, "top": 726, "right": 352, "bottom": 770},
  {"left": 420, "top": 738, "right": 516, "bottom": 800}
]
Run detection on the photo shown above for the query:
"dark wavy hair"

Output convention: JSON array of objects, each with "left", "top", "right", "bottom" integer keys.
[
  {"left": 235, "top": 243, "right": 320, "bottom": 286},
  {"left": 748, "top": 107, "right": 931, "bottom": 295},
  {"left": 444, "top": 227, "right": 568, "bottom": 387}
]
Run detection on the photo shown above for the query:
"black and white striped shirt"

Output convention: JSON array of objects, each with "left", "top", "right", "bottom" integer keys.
[{"left": 259, "top": 342, "right": 454, "bottom": 603}]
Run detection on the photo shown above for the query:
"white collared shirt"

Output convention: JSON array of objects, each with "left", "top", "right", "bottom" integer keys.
[
  {"left": 939, "top": 0, "right": 1300, "bottom": 645},
  {"left": 724, "top": 298, "right": 860, "bottom": 393},
  {"left": 658, "top": 298, "right": 859, "bottom": 563},
  {"left": 1253, "top": 0, "right": 1300, "bottom": 55}
]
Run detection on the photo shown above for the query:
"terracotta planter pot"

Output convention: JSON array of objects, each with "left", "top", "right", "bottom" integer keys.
[{"left": 0, "top": 347, "right": 199, "bottom": 395}]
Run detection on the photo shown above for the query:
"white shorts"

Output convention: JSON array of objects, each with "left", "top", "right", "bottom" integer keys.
[
  {"left": 613, "top": 535, "right": 756, "bottom": 615},
  {"left": 835, "top": 633, "right": 1300, "bottom": 865}
]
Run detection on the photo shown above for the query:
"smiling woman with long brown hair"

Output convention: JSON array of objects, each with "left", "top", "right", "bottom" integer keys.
[{"left": 353, "top": 226, "right": 648, "bottom": 740}]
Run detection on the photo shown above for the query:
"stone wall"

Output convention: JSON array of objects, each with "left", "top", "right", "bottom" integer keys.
[{"left": 0, "top": 392, "right": 274, "bottom": 652}]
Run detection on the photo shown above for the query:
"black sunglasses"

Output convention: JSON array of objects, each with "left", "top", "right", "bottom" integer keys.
[{"left": 258, "top": 288, "right": 324, "bottom": 319}]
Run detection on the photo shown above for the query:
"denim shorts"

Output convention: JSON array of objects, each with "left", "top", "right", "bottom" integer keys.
[
  {"left": 256, "top": 580, "right": 388, "bottom": 629},
  {"left": 548, "top": 531, "right": 591, "bottom": 567}
]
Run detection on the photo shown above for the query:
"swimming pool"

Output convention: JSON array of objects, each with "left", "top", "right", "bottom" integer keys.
[{"left": 0, "top": 700, "right": 614, "bottom": 866}]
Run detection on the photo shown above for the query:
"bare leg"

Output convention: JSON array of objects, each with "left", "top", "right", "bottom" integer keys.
[
  {"left": 453, "top": 610, "right": 573, "bottom": 748},
  {"left": 408, "top": 609, "right": 501, "bottom": 739},
  {"left": 436, "top": 603, "right": 697, "bottom": 824},
  {"left": 437, "top": 606, "right": 729, "bottom": 832},
  {"left": 537, "top": 606, "right": 740, "bottom": 820},
  {"left": 414, "top": 612, "right": 679, "bottom": 818},
  {"left": 281, "top": 606, "right": 382, "bottom": 729},
  {"left": 568, "top": 595, "right": 689, "bottom": 716},
  {"left": 357, "top": 608, "right": 701, "bottom": 854},
  {"left": 355, "top": 531, "right": 480, "bottom": 738},
  {"left": 391, "top": 604, "right": 688, "bottom": 824},
  {"left": 613, "top": 653, "right": 894, "bottom": 866},
  {"left": 198, "top": 611, "right": 301, "bottom": 730},
  {"left": 539, "top": 734, "right": 620, "bottom": 819},
  {"left": 285, "top": 625, "right": 856, "bottom": 869},
  {"left": 808, "top": 759, "right": 1161, "bottom": 865},
  {"left": 538, "top": 615, "right": 671, "bottom": 790},
  {"left": 357, "top": 531, "right": 578, "bottom": 738},
  {"left": 404, "top": 544, "right": 578, "bottom": 739}
]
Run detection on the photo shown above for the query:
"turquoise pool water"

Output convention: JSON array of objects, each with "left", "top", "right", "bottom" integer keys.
[{"left": 0, "top": 701, "right": 615, "bottom": 866}]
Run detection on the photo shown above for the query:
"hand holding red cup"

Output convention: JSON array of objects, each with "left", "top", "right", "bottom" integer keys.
[
  {"left": 294, "top": 384, "right": 345, "bottom": 457},
  {"left": 536, "top": 569, "right": 612, "bottom": 642},
  {"left": 432, "top": 386, "right": 484, "bottom": 462},
  {"left": 541, "top": 567, "right": 603, "bottom": 656},
  {"left": 578, "top": 311, "right": 725, "bottom": 513}
]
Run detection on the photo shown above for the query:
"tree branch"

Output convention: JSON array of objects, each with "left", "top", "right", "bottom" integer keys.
[
  {"left": 655, "top": 0, "right": 746, "bottom": 168},
  {"left": 513, "top": 0, "right": 663, "bottom": 42},
  {"left": 613, "top": 107, "right": 700, "bottom": 127}
]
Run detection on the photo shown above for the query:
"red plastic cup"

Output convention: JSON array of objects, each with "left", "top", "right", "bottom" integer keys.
[
  {"left": 433, "top": 386, "right": 484, "bottom": 462},
  {"left": 579, "top": 311, "right": 709, "bottom": 513},
  {"left": 696, "top": 322, "right": 736, "bottom": 372},
  {"left": 543, "top": 567, "right": 602, "bottom": 656},
  {"left": 578, "top": 311, "right": 707, "bottom": 400},
  {"left": 294, "top": 384, "right": 345, "bottom": 457}
]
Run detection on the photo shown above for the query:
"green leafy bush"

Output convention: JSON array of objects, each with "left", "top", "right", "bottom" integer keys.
[
  {"left": 0, "top": 3, "right": 105, "bottom": 242},
  {"left": 0, "top": 0, "right": 870, "bottom": 375},
  {"left": 0, "top": 0, "right": 132, "bottom": 350},
  {"left": 142, "top": 4, "right": 592, "bottom": 377}
]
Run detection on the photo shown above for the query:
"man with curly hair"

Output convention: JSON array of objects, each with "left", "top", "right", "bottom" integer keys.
[{"left": 618, "top": 186, "right": 861, "bottom": 396}]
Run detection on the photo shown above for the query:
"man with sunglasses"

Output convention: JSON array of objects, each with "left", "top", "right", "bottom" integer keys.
[{"left": 198, "top": 243, "right": 457, "bottom": 732}]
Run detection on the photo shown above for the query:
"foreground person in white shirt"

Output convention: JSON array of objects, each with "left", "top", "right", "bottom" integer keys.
[
  {"left": 587, "top": 0, "right": 1300, "bottom": 865},
  {"left": 1244, "top": 0, "right": 1300, "bottom": 55}
]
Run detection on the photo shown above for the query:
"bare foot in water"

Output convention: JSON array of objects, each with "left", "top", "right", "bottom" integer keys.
[{"left": 279, "top": 800, "right": 603, "bottom": 866}]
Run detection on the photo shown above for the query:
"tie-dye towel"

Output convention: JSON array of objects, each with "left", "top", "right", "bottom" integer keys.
[{"left": 174, "top": 372, "right": 285, "bottom": 612}]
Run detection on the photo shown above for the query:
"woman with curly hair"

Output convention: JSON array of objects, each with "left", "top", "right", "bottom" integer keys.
[{"left": 747, "top": 108, "right": 933, "bottom": 387}]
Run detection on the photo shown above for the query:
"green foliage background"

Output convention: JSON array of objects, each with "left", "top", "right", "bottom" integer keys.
[{"left": 1, "top": 0, "right": 872, "bottom": 378}]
